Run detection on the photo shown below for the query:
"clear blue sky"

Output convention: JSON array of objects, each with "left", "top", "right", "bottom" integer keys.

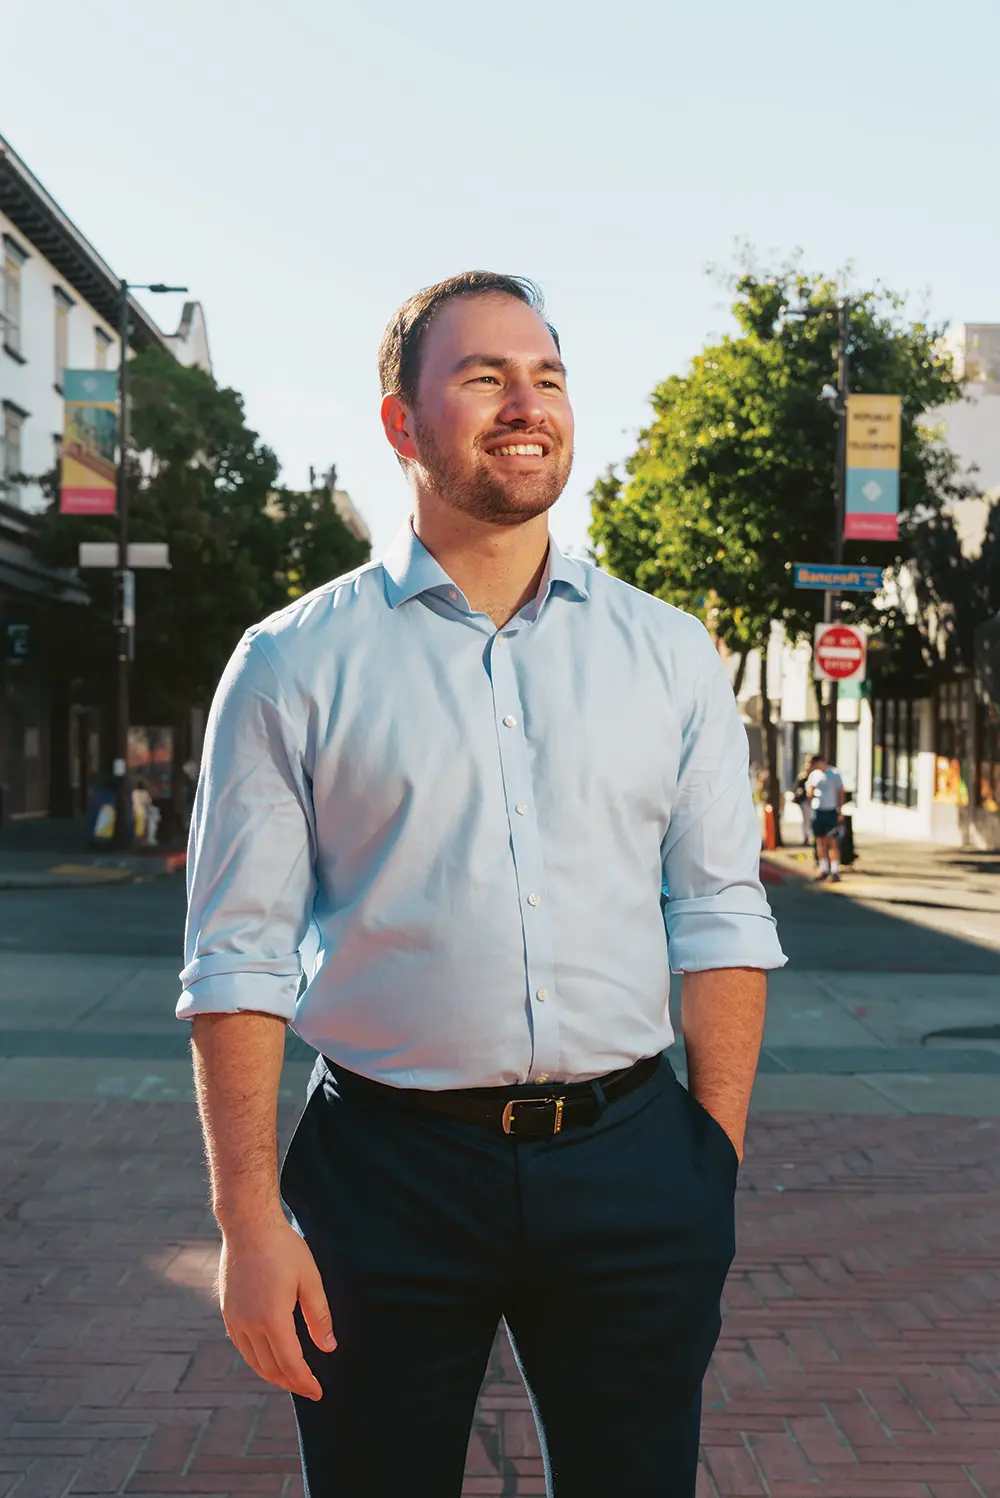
[{"left": 6, "top": 0, "right": 999, "bottom": 556}]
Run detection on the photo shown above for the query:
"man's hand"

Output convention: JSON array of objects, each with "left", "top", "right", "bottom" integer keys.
[{"left": 219, "top": 1217, "right": 335, "bottom": 1401}]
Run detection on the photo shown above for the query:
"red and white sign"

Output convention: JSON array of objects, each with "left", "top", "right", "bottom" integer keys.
[{"left": 813, "top": 623, "right": 867, "bottom": 683}]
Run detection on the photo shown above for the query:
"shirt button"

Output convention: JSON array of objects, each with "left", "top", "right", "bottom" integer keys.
[
  {"left": 448, "top": 589, "right": 459, "bottom": 601},
  {"left": 527, "top": 892, "right": 540, "bottom": 907},
  {"left": 503, "top": 715, "right": 517, "bottom": 728},
  {"left": 515, "top": 803, "right": 528, "bottom": 816},
  {"left": 536, "top": 987, "right": 549, "bottom": 1002}
]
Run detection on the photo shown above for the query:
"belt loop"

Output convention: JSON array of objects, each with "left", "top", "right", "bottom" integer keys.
[{"left": 588, "top": 1078, "right": 608, "bottom": 1120}]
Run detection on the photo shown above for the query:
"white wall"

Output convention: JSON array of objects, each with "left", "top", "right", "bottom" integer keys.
[{"left": 1, "top": 210, "right": 120, "bottom": 515}]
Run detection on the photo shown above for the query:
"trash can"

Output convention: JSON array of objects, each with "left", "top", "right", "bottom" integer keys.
[{"left": 838, "top": 811, "right": 856, "bottom": 867}]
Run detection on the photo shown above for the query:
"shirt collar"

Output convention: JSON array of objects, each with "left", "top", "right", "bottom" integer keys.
[{"left": 381, "top": 520, "right": 590, "bottom": 611}]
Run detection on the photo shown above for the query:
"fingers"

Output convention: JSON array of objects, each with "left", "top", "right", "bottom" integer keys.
[
  {"left": 227, "top": 1322, "right": 324, "bottom": 1401},
  {"left": 299, "top": 1262, "right": 337, "bottom": 1352},
  {"left": 269, "top": 1321, "right": 325, "bottom": 1401}
]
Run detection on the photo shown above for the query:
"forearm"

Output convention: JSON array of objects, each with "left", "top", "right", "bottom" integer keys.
[
  {"left": 681, "top": 967, "right": 767, "bottom": 1159},
  {"left": 191, "top": 1011, "right": 287, "bottom": 1234}
]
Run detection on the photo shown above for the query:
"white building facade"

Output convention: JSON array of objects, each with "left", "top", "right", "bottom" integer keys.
[{"left": 0, "top": 133, "right": 209, "bottom": 819}]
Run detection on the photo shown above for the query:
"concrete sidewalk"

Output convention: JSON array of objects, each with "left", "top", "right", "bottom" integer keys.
[{"left": 0, "top": 817, "right": 185, "bottom": 889}]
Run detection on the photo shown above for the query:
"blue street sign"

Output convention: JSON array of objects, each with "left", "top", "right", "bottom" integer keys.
[{"left": 794, "top": 563, "right": 884, "bottom": 592}]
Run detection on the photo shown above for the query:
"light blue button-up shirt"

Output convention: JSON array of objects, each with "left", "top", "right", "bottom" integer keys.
[{"left": 178, "top": 523, "right": 785, "bottom": 1088}]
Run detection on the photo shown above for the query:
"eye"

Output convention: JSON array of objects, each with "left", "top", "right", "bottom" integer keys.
[
  {"left": 468, "top": 375, "right": 501, "bottom": 386},
  {"left": 538, "top": 380, "right": 562, "bottom": 390}
]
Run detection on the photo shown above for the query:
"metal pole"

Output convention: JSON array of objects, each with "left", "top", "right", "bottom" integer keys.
[
  {"left": 113, "top": 278, "right": 132, "bottom": 848},
  {"left": 822, "top": 299, "right": 850, "bottom": 765}
]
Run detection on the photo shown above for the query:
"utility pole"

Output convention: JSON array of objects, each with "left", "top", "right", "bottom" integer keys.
[
  {"left": 111, "top": 280, "right": 186, "bottom": 849},
  {"left": 822, "top": 299, "right": 850, "bottom": 766}
]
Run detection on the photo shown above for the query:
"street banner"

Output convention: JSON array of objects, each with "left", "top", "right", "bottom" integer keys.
[
  {"left": 814, "top": 622, "right": 867, "bottom": 683},
  {"left": 844, "top": 393, "right": 901, "bottom": 542},
  {"left": 794, "top": 563, "right": 883, "bottom": 592},
  {"left": 60, "top": 370, "right": 117, "bottom": 515}
]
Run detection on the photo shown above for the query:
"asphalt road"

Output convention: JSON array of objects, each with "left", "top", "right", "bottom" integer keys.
[
  {"left": 1, "top": 861, "right": 999, "bottom": 973},
  {"left": 0, "top": 872, "right": 187, "bottom": 957}
]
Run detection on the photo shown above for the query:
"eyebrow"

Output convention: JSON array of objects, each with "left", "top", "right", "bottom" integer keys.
[{"left": 451, "top": 354, "right": 568, "bottom": 379}]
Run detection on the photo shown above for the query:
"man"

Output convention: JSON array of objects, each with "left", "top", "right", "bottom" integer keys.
[
  {"left": 805, "top": 752, "right": 846, "bottom": 881},
  {"left": 179, "top": 271, "right": 786, "bottom": 1497}
]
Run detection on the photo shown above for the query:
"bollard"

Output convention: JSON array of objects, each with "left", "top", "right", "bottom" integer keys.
[{"left": 763, "top": 802, "right": 777, "bottom": 851}]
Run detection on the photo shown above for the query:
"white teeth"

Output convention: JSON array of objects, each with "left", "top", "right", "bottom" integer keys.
[{"left": 495, "top": 444, "right": 544, "bottom": 457}]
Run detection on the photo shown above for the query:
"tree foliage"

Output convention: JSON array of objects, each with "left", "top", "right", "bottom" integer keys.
[
  {"left": 589, "top": 262, "right": 970, "bottom": 658},
  {"left": 899, "top": 499, "right": 1000, "bottom": 673},
  {"left": 35, "top": 348, "right": 370, "bottom": 723}
]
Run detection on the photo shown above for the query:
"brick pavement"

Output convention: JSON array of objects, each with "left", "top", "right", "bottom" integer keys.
[{"left": 1, "top": 1100, "right": 998, "bottom": 1497}]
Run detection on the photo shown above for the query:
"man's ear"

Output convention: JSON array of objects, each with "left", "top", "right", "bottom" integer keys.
[{"left": 381, "top": 394, "right": 418, "bottom": 461}]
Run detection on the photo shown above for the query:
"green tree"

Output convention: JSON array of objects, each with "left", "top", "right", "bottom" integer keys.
[
  {"left": 590, "top": 260, "right": 970, "bottom": 838},
  {"left": 35, "top": 347, "right": 370, "bottom": 778}
]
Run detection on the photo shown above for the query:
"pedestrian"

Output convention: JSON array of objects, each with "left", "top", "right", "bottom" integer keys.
[
  {"left": 792, "top": 756, "right": 814, "bottom": 846},
  {"left": 178, "top": 271, "right": 786, "bottom": 1498},
  {"left": 805, "top": 752, "right": 846, "bottom": 881}
]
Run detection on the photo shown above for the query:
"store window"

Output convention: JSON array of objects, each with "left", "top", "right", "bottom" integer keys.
[
  {"left": 935, "top": 679, "right": 970, "bottom": 806},
  {"left": 979, "top": 703, "right": 1000, "bottom": 814},
  {"left": 871, "top": 696, "right": 918, "bottom": 807},
  {"left": 95, "top": 327, "right": 112, "bottom": 370}
]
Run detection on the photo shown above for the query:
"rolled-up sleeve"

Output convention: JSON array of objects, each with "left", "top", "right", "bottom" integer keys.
[
  {"left": 661, "top": 632, "right": 786, "bottom": 974},
  {"left": 177, "top": 630, "right": 316, "bottom": 1021}
]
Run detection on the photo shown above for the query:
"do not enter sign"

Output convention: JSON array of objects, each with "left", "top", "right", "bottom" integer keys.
[{"left": 814, "top": 623, "right": 867, "bottom": 683}]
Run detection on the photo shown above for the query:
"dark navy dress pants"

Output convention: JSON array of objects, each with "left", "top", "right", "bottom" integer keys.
[{"left": 280, "top": 1054, "right": 738, "bottom": 1497}]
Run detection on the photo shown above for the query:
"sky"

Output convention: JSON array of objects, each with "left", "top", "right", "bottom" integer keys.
[{"left": 5, "top": 0, "right": 1000, "bottom": 557}]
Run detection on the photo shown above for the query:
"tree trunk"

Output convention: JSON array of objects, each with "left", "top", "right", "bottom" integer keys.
[
  {"left": 759, "top": 642, "right": 783, "bottom": 848},
  {"left": 731, "top": 651, "right": 748, "bottom": 698}
]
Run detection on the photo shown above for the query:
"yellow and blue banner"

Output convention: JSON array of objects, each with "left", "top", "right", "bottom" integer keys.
[
  {"left": 844, "top": 394, "right": 901, "bottom": 542},
  {"left": 60, "top": 369, "right": 117, "bottom": 516}
]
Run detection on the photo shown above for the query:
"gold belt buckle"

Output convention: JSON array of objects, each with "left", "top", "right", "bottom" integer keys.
[{"left": 501, "top": 1096, "right": 565, "bottom": 1136}]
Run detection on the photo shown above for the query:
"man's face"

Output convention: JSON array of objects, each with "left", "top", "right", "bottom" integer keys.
[{"left": 389, "top": 293, "right": 574, "bottom": 526}]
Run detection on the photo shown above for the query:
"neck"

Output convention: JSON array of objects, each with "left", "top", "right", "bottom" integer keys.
[{"left": 410, "top": 491, "right": 552, "bottom": 628}]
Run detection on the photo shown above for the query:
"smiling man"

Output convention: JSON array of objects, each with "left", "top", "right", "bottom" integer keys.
[{"left": 180, "top": 271, "right": 786, "bottom": 1497}]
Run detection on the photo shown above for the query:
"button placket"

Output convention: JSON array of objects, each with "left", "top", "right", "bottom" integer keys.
[{"left": 488, "top": 635, "right": 559, "bottom": 1083}]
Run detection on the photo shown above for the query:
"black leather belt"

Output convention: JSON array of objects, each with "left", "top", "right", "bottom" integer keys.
[{"left": 323, "top": 1052, "right": 663, "bottom": 1138}]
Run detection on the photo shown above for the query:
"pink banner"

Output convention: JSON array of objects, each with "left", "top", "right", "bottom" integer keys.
[
  {"left": 59, "top": 488, "right": 117, "bottom": 516},
  {"left": 844, "top": 513, "right": 898, "bottom": 542}
]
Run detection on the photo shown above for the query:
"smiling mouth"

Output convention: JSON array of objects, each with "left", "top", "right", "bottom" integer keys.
[{"left": 488, "top": 443, "right": 546, "bottom": 458}]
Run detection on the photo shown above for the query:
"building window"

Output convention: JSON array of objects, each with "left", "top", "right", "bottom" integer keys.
[
  {"left": 2, "top": 403, "right": 26, "bottom": 503},
  {"left": 54, "top": 288, "right": 73, "bottom": 391},
  {"left": 95, "top": 327, "right": 112, "bottom": 370},
  {"left": 2, "top": 236, "right": 28, "bottom": 357},
  {"left": 934, "top": 679, "right": 970, "bottom": 806},
  {"left": 871, "top": 696, "right": 918, "bottom": 808}
]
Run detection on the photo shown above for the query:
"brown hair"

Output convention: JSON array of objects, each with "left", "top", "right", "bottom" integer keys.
[{"left": 378, "top": 270, "right": 558, "bottom": 405}]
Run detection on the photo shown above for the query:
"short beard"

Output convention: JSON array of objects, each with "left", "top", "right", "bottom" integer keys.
[{"left": 412, "top": 418, "right": 573, "bottom": 527}]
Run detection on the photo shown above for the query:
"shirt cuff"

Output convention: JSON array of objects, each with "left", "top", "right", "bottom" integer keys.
[
  {"left": 176, "top": 970, "right": 300, "bottom": 1022},
  {"left": 665, "top": 905, "right": 787, "bottom": 975}
]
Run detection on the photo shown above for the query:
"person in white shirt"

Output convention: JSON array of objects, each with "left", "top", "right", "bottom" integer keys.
[{"left": 805, "top": 754, "right": 846, "bottom": 882}]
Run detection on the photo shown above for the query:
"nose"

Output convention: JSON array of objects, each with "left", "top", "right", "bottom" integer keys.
[{"left": 496, "top": 373, "right": 546, "bottom": 430}]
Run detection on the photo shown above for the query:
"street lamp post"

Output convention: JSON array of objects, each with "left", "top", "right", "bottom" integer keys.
[
  {"left": 821, "top": 299, "right": 850, "bottom": 766},
  {"left": 112, "top": 279, "right": 187, "bottom": 849}
]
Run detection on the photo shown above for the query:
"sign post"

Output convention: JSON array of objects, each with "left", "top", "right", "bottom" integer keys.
[{"left": 844, "top": 394, "right": 902, "bottom": 541}]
